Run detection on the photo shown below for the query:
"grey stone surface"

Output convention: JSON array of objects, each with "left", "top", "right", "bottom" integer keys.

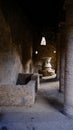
[
  {"left": 0, "top": 80, "right": 36, "bottom": 106},
  {"left": 31, "top": 73, "right": 40, "bottom": 91},
  {"left": 63, "top": 0, "right": 73, "bottom": 116},
  {"left": 60, "top": 43, "right": 65, "bottom": 92},
  {"left": 64, "top": 5, "right": 73, "bottom": 115},
  {"left": 56, "top": 35, "right": 60, "bottom": 80}
]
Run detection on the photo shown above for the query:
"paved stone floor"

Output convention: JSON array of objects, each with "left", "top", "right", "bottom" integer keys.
[{"left": 0, "top": 78, "right": 73, "bottom": 130}]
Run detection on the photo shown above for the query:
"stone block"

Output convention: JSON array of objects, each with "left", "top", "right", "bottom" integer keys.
[{"left": 0, "top": 80, "right": 36, "bottom": 106}]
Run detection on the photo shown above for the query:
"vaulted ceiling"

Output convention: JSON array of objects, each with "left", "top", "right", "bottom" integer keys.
[
  {"left": 20, "top": 0, "right": 65, "bottom": 29},
  {"left": 0, "top": 0, "right": 65, "bottom": 32}
]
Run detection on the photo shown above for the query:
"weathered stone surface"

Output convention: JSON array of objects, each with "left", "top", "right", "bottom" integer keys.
[
  {"left": 64, "top": 27, "right": 73, "bottom": 116},
  {"left": 60, "top": 50, "right": 65, "bottom": 92},
  {"left": 0, "top": 2, "right": 34, "bottom": 85},
  {"left": 0, "top": 9, "right": 23, "bottom": 85},
  {"left": 0, "top": 3, "right": 35, "bottom": 107},
  {"left": 0, "top": 80, "right": 35, "bottom": 106},
  {"left": 63, "top": 0, "right": 73, "bottom": 116},
  {"left": 0, "top": 51, "right": 23, "bottom": 85},
  {"left": 31, "top": 73, "right": 40, "bottom": 91},
  {"left": 59, "top": 24, "right": 66, "bottom": 92},
  {"left": 56, "top": 33, "right": 61, "bottom": 80}
]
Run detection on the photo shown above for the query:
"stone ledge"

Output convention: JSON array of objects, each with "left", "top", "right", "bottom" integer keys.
[{"left": 42, "top": 74, "right": 56, "bottom": 80}]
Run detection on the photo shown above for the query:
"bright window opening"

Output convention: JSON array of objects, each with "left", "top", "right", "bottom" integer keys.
[{"left": 40, "top": 37, "right": 46, "bottom": 46}]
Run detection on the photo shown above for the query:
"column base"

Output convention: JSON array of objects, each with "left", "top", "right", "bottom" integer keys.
[{"left": 64, "top": 105, "right": 73, "bottom": 118}]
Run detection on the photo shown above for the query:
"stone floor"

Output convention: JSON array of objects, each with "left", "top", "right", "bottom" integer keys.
[{"left": 0, "top": 78, "right": 73, "bottom": 130}]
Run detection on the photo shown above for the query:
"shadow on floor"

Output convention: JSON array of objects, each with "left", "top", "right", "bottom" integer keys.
[
  {"left": 44, "top": 96, "right": 64, "bottom": 112},
  {"left": 0, "top": 113, "right": 4, "bottom": 121},
  {"left": 40, "top": 77, "right": 58, "bottom": 83},
  {"left": 1, "top": 126, "right": 8, "bottom": 130}
]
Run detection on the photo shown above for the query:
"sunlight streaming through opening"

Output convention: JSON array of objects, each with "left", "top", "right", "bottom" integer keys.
[{"left": 40, "top": 37, "right": 46, "bottom": 45}]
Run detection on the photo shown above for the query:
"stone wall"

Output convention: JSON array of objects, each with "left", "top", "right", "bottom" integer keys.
[
  {"left": 0, "top": 51, "right": 22, "bottom": 85},
  {"left": 0, "top": 9, "right": 23, "bottom": 85},
  {"left": 0, "top": 6, "right": 35, "bottom": 106},
  {"left": 0, "top": 1, "right": 33, "bottom": 85},
  {"left": 1, "top": 0, "right": 33, "bottom": 72}
]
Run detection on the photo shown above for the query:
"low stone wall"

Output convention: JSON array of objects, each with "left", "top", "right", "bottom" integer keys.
[{"left": 0, "top": 80, "right": 36, "bottom": 106}]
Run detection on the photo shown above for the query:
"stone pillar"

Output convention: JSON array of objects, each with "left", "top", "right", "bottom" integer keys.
[
  {"left": 64, "top": 28, "right": 73, "bottom": 116},
  {"left": 59, "top": 45, "right": 65, "bottom": 92},
  {"left": 64, "top": 1, "right": 73, "bottom": 116},
  {"left": 56, "top": 34, "right": 61, "bottom": 80},
  {"left": 59, "top": 24, "right": 66, "bottom": 92}
]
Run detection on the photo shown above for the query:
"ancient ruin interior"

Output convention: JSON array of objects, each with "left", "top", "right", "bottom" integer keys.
[{"left": 0, "top": 0, "right": 73, "bottom": 129}]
